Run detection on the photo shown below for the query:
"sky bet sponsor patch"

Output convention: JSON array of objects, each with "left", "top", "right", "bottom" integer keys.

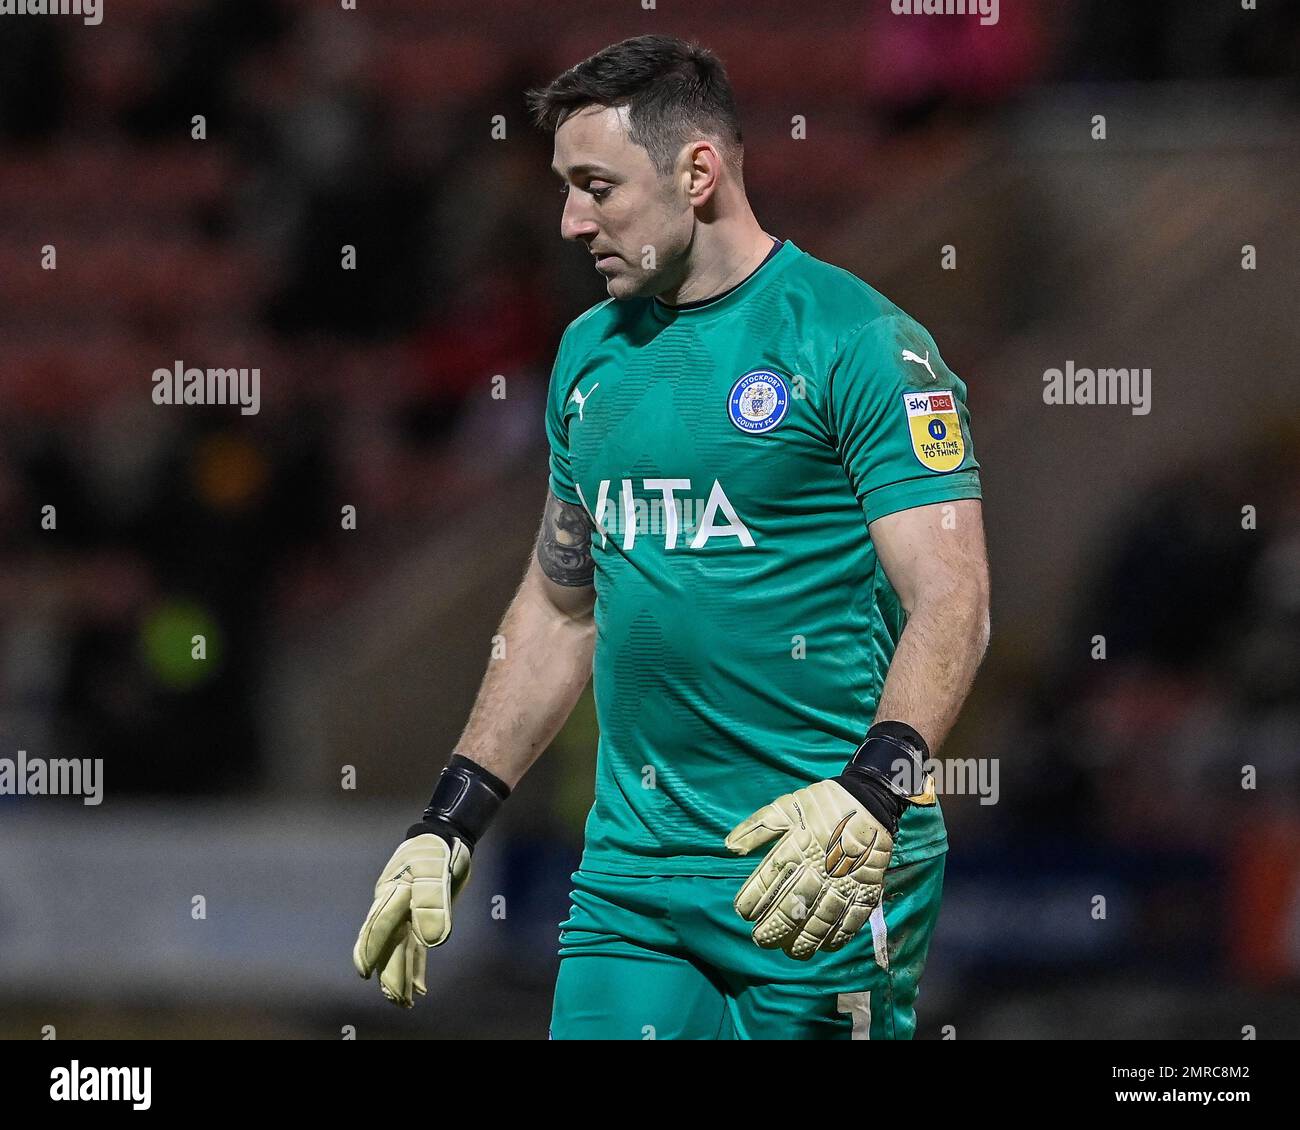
[{"left": 903, "top": 389, "right": 964, "bottom": 471}]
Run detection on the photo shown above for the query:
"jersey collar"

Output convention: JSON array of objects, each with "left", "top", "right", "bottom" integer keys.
[{"left": 650, "top": 238, "right": 799, "bottom": 324}]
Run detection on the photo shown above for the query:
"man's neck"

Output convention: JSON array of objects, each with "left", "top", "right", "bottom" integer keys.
[{"left": 657, "top": 224, "right": 776, "bottom": 307}]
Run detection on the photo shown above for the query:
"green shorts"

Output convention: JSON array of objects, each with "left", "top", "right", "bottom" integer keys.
[{"left": 549, "top": 852, "right": 945, "bottom": 1040}]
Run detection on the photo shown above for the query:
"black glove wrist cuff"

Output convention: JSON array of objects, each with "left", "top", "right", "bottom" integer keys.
[
  {"left": 844, "top": 720, "right": 931, "bottom": 801},
  {"left": 834, "top": 767, "right": 907, "bottom": 836},
  {"left": 406, "top": 754, "right": 511, "bottom": 851}
]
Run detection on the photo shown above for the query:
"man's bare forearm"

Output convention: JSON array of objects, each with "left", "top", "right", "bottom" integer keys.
[
  {"left": 873, "top": 589, "right": 989, "bottom": 753},
  {"left": 450, "top": 560, "right": 595, "bottom": 789},
  {"left": 447, "top": 492, "right": 597, "bottom": 789}
]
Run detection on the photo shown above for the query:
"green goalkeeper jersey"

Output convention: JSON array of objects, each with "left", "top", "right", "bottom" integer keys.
[{"left": 546, "top": 237, "right": 981, "bottom": 877}]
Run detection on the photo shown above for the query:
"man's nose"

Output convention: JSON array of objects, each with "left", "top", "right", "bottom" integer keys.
[{"left": 560, "top": 191, "right": 598, "bottom": 243}]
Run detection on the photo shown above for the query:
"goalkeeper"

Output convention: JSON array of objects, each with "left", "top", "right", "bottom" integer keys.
[{"left": 354, "top": 35, "right": 991, "bottom": 1039}]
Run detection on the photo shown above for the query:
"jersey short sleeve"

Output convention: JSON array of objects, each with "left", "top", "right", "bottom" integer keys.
[
  {"left": 545, "top": 332, "right": 582, "bottom": 506},
  {"left": 825, "top": 312, "right": 981, "bottom": 525}
]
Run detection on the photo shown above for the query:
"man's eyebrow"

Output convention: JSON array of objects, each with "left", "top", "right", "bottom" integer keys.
[{"left": 551, "top": 163, "right": 617, "bottom": 180}]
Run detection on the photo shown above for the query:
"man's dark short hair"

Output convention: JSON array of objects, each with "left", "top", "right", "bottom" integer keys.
[{"left": 526, "top": 34, "right": 744, "bottom": 179}]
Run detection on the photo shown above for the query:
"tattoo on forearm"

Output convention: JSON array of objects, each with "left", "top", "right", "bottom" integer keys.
[{"left": 537, "top": 492, "right": 595, "bottom": 587}]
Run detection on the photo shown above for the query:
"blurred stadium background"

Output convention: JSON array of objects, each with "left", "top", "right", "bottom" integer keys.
[{"left": 1, "top": 0, "right": 1298, "bottom": 1039}]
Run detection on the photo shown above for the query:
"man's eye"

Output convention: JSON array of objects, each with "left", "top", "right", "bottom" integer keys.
[{"left": 558, "top": 182, "right": 612, "bottom": 201}]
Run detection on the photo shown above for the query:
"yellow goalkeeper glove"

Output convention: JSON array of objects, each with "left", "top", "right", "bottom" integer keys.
[
  {"left": 352, "top": 832, "right": 471, "bottom": 1006},
  {"left": 352, "top": 755, "right": 509, "bottom": 1006},
  {"left": 726, "top": 721, "right": 936, "bottom": 961}
]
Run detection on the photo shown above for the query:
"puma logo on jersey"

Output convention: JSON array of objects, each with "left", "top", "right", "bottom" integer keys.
[
  {"left": 569, "top": 382, "right": 599, "bottom": 421},
  {"left": 901, "top": 349, "right": 937, "bottom": 381}
]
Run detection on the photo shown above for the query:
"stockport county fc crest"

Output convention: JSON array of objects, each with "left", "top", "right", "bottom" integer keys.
[{"left": 728, "top": 369, "right": 790, "bottom": 435}]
